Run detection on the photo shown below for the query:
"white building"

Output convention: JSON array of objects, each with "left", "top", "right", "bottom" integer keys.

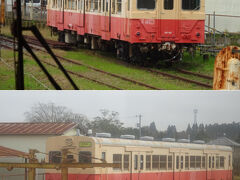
[
  {"left": 0, "top": 122, "right": 78, "bottom": 180},
  {"left": 205, "top": 0, "right": 240, "bottom": 33}
]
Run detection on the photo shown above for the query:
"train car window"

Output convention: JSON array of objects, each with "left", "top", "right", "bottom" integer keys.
[
  {"left": 102, "top": 0, "right": 105, "bottom": 11},
  {"left": 140, "top": 155, "right": 144, "bottom": 170},
  {"left": 146, "top": 155, "right": 151, "bottom": 170},
  {"left": 160, "top": 155, "right": 167, "bottom": 170},
  {"left": 127, "top": 0, "right": 129, "bottom": 11},
  {"left": 209, "top": 156, "right": 211, "bottom": 168},
  {"left": 68, "top": 0, "right": 71, "bottom": 9},
  {"left": 67, "top": 155, "right": 74, "bottom": 161},
  {"left": 49, "top": 151, "right": 61, "bottom": 163},
  {"left": 182, "top": 0, "right": 200, "bottom": 10},
  {"left": 202, "top": 156, "right": 206, "bottom": 168},
  {"left": 90, "top": 0, "right": 94, "bottom": 10},
  {"left": 180, "top": 156, "right": 183, "bottom": 169},
  {"left": 64, "top": 0, "right": 67, "bottom": 8},
  {"left": 79, "top": 151, "right": 92, "bottom": 163},
  {"left": 102, "top": 152, "right": 106, "bottom": 161},
  {"left": 190, "top": 156, "right": 195, "bottom": 168},
  {"left": 72, "top": 0, "right": 77, "bottom": 9},
  {"left": 106, "top": 0, "right": 109, "bottom": 11},
  {"left": 111, "top": 0, "right": 115, "bottom": 14},
  {"left": 216, "top": 156, "right": 220, "bottom": 169},
  {"left": 98, "top": 0, "right": 101, "bottom": 11},
  {"left": 176, "top": 156, "right": 179, "bottom": 169},
  {"left": 82, "top": 0, "right": 84, "bottom": 10},
  {"left": 113, "top": 154, "right": 122, "bottom": 170},
  {"left": 57, "top": 0, "right": 61, "bottom": 8},
  {"left": 220, "top": 156, "right": 224, "bottom": 168},
  {"left": 196, "top": 156, "right": 201, "bottom": 168},
  {"left": 94, "top": 0, "right": 98, "bottom": 11},
  {"left": 86, "top": 0, "right": 89, "bottom": 11},
  {"left": 229, "top": 155, "right": 231, "bottom": 167},
  {"left": 185, "top": 156, "right": 189, "bottom": 169},
  {"left": 134, "top": 155, "right": 138, "bottom": 170},
  {"left": 116, "top": 0, "right": 121, "bottom": 13},
  {"left": 168, "top": 155, "right": 172, "bottom": 170},
  {"left": 51, "top": 0, "right": 54, "bottom": 7},
  {"left": 212, "top": 156, "right": 215, "bottom": 169},
  {"left": 137, "top": 0, "right": 155, "bottom": 10},
  {"left": 164, "top": 0, "right": 173, "bottom": 10},
  {"left": 124, "top": 155, "right": 129, "bottom": 170},
  {"left": 78, "top": 0, "right": 81, "bottom": 10},
  {"left": 152, "top": 155, "right": 159, "bottom": 170}
]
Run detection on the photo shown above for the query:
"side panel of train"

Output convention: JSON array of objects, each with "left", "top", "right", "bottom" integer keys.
[
  {"left": 45, "top": 136, "right": 232, "bottom": 180},
  {"left": 47, "top": 0, "right": 205, "bottom": 44}
]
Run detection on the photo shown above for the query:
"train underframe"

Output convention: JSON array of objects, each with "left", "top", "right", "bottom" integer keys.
[{"left": 56, "top": 28, "right": 196, "bottom": 66}]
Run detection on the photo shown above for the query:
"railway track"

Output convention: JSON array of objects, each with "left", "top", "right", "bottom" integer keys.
[
  {"left": 0, "top": 35, "right": 162, "bottom": 90},
  {"left": 0, "top": 34, "right": 213, "bottom": 89},
  {"left": 146, "top": 68, "right": 212, "bottom": 88}
]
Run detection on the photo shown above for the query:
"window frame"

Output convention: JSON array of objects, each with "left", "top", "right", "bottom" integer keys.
[
  {"left": 146, "top": 155, "right": 151, "bottom": 170},
  {"left": 160, "top": 155, "right": 167, "bottom": 170},
  {"left": 79, "top": 151, "right": 92, "bottom": 163},
  {"left": 164, "top": 0, "right": 173, "bottom": 10},
  {"left": 136, "top": 0, "right": 156, "bottom": 11},
  {"left": 124, "top": 154, "right": 130, "bottom": 171},
  {"left": 168, "top": 155, "right": 173, "bottom": 170},
  {"left": 113, "top": 154, "right": 122, "bottom": 171},
  {"left": 49, "top": 151, "right": 61, "bottom": 164},
  {"left": 181, "top": 0, "right": 200, "bottom": 11}
]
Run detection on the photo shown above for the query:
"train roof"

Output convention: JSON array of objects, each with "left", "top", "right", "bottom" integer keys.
[{"left": 90, "top": 136, "right": 232, "bottom": 152}]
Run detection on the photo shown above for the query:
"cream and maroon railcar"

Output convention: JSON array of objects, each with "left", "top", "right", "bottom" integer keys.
[
  {"left": 45, "top": 136, "right": 232, "bottom": 180},
  {"left": 47, "top": 0, "right": 205, "bottom": 62}
]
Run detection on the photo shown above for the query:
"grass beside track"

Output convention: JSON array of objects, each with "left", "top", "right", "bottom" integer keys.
[
  {"left": 235, "top": 176, "right": 240, "bottom": 180},
  {"left": 0, "top": 26, "right": 216, "bottom": 90}
]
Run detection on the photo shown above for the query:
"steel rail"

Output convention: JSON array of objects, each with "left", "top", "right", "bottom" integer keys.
[
  {"left": 1, "top": 35, "right": 163, "bottom": 90},
  {"left": 146, "top": 69, "right": 212, "bottom": 88},
  {"left": 1, "top": 43, "right": 122, "bottom": 90},
  {"left": 42, "top": 61, "right": 123, "bottom": 90},
  {"left": 175, "top": 68, "right": 213, "bottom": 80}
]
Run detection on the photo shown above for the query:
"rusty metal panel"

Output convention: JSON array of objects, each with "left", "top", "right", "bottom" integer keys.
[
  {"left": 213, "top": 46, "right": 240, "bottom": 90},
  {"left": 0, "top": 122, "right": 77, "bottom": 135}
]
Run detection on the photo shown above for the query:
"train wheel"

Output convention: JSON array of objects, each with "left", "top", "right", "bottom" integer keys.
[
  {"left": 116, "top": 42, "right": 129, "bottom": 61},
  {"left": 58, "top": 31, "right": 65, "bottom": 43}
]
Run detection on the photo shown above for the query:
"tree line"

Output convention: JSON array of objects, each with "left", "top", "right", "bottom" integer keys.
[{"left": 25, "top": 103, "right": 240, "bottom": 143}]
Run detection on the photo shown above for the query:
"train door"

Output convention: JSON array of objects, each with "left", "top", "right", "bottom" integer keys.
[
  {"left": 101, "top": 0, "right": 111, "bottom": 32},
  {"left": 78, "top": 0, "right": 85, "bottom": 27},
  {"left": 227, "top": 154, "right": 232, "bottom": 180},
  {"left": 132, "top": 152, "right": 144, "bottom": 180},
  {"left": 123, "top": 0, "right": 130, "bottom": 36},
  {"left": 157, "top": 0, "right": 178, "bottom": 39},
  {"left": 173, "top": 153, "right": 183, "bottom": 180},
  {"left": 207, "top": 154, "right": 215, "bottom": 180},
  {"left": 58, "top": 0, "right": 64, "bottom": 30}
]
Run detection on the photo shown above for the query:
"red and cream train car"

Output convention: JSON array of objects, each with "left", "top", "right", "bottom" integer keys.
[
  {"left": 45, "top": 135, "right": 232, "bottom": 180},
  {"left": 47, "top": 0, "right": 205, "bottom": 62}
]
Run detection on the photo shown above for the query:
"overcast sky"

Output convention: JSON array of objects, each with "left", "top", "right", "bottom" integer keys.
[{"left": 0, "top": 91, "right": 239, "bottom": 131}]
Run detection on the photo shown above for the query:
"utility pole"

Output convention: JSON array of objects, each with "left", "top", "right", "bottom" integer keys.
[
  {"left": 136, "top": 114, "right": 142, "bottom": 138},
  {"left": 193, "top": 109, "right": 198, "bottom": 125}
]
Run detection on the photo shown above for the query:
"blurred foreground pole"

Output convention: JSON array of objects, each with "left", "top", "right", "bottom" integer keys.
[
  {"left": 15, "top": 0, "right": 24, "bottom": 89},
  {"left": 0, "top": 0, "right": 5, "bottom": 24}
]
